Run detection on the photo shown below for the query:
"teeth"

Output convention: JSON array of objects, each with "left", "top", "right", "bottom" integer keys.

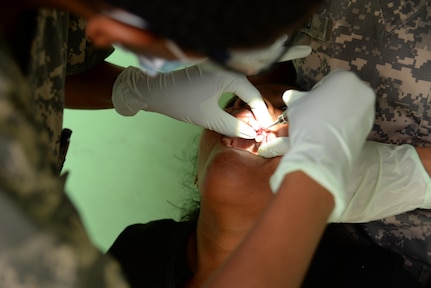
[
  {"left": 254, "top": 128, "right": 266, "bottom": 143},
  {"left": 255, "top": 134, "right": 265, "bottom": 143}
]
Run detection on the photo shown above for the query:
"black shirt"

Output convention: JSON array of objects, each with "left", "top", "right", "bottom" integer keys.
[{"left": 108, "top": 219, "right": 195, "bottom": 288}]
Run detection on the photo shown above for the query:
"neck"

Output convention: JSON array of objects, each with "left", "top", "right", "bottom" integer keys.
[{"left": 186, "top": 210, "right": 253, "bottom": 287}]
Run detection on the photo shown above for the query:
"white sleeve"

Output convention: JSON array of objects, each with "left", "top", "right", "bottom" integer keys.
[{"left": 336, "top": 141, "right": 431, "bottom": 223}]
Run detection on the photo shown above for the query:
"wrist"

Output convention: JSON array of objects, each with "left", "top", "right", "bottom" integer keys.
[{"left": 271, "top": 157, "right": 347, "bottom": 221}]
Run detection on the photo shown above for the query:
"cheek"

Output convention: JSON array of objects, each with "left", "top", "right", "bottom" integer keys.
[
  {"left": 197, "top": 129, "right": 282, "bottom": 206},
  {"left": 199, "top": 152, "right": 278, "bottom": 217},
  {"left": 197, "top": 130, "right": 220, "bottom": 185},
  {"left": 276, "top": 123, "right": 289, "bottom": 137},
  {"left": 200, "top": 149, "right": 280, "bottom": 195}
]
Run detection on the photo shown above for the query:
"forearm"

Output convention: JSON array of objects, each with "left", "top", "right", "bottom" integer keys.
[
  {"left": 65, "top": 61, "right": 124, "bottom": 109},
  {"left": 335, "top": 142, "right": 431, "bottom": 223},
  {"left": 416, "top": 147, "right": 431, "bottom": 176},
  {"left": 204, "top": 171, "right": 334, "bottom": 288}
]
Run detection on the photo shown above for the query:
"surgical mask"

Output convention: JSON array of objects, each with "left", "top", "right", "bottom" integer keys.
[
  {"left": 206, "top": 33, "right": 298, "bottom": 76},
  {"left": 136, "top": 40, "right": 205, "bottom": 76},
  {"left": 137, "top": 57, "right": 189, "bottom": 76},
  {"left": 102, "top": 9, "right": 293, "bottom": 76},
  {"left": 103, "top": 9, "right": 204, "bottom": 76}
]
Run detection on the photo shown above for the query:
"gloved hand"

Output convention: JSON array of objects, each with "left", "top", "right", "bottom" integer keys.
[
  {"left": 258, "top": 92, "right": 431, "bottom": 223},
  {"left": 268, "top": 70, "right": 375, "bottom": 221},
  {"left": 260, "top": 138, "right": 431, "bottom": 221},
  {"left": 112, "top": 45, "right": 312, "bottom": 139},
  {"left": 258, "top": 89, "right": 317, "bottom": 158},
  {"left": 340, "top": 141, "right": 431, "bottom": 223}
]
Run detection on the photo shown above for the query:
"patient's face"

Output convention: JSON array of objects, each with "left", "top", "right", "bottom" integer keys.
[{"left": 197, "top": 84, "right": 290, "bottom": 225}]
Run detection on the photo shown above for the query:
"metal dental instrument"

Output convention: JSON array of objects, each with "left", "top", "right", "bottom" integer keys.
[{"left": 264, "top": 109, "right": 288, "bottom": 130}]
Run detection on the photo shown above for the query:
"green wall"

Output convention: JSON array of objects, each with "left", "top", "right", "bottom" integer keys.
[{"left": 63, "top": 49, "right": 202, "bottom": 252}]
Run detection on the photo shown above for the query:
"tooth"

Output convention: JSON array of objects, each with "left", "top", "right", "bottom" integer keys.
[{"left": 255, "top": 134, "right": 265, "bottom": 143}]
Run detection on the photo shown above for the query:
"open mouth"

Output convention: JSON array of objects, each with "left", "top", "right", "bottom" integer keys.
[{"left": 221, "top": 109, "right": 277, "bottom": 155}]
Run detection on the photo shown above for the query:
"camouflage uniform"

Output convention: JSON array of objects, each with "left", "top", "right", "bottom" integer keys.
[
  {"left": 293, "top": 0, "right": 431, "bottom": 284},
  {"left": 0, "top": 9, "right": 129, "bottom": 287}
]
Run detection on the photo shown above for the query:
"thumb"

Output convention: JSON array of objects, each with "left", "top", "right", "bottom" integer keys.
[
  {"left": 206, "top": 109, "right": 257, "bottom": 139},
  {"left": 232, "top": 79, "right": 272, "bottom": 128},
  {"left": 258, "top": 137, "right": 291, "bottom": 158},
  {"left": 282, "top": 90, "right": 309, "bottom": 106}
]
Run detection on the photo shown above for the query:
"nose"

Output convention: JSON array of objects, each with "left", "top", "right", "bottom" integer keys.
[{"left": 230, "top": 97, "right": 279, "bottom": 124}]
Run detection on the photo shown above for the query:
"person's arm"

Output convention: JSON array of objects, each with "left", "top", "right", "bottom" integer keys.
[
  {"left": 204, "top": 171, "right": 334, "bottom": 288},
  {"left": 262, "top": 141, "right": 431, "bottom": 223},
  {"left": 206, "top": 70, "right": 375, "bottom": 287},
  {"left": 64, "top": 61, "right": 123, "bottom": 109},
  {"left": 110, "top": 45, "right": 311, "bottom": 139},
  {"left": 417, "top": 147, "right": 431, "bottom": 175}
]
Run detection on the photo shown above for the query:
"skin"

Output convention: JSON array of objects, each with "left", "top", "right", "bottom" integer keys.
[
  {"left": 3, "top": 2, "right": 326, "bottom": 287},
  {"left": 1, "top": 0, "right": 205, "bottom": 110},
  {"left": 8, "top": 2, "right": 425, "bottom": 287},
  {"left": 186, "top": 84, "right": 431, "bottom": 288},
  {"left": 3, "top": 1, "right": 292, "bottom": 111},
  {"left": 183, "top": 84, "right": 333, "bottom": 288},
  {"left": 2, "top": 2, "right": 332, "bottom": 287}
]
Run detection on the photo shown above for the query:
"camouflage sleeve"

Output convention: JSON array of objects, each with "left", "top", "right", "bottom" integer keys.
[
  {"left": 0, "top": 34, "right": 129, "bottom": 288},
  {"left": 293, "top": 0, "right": 431, "bottom": 146},
  {"left": 66, "top": 14, "right": 115, "bottom": 76},
  {"left": 292, "top": 0, "right": 431, "bottom": 285}
]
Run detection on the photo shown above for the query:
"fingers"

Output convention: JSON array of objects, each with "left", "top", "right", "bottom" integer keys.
[
  {"left": 282, "top": 90, "right": 308, "bottom": 106},
  {"left": 208, "top": 110, "right": 257, "bottom": 139},
  {"left": 233, "top": 81, "right": 273, "bottom": 128},
  {"left": 248, "top": 99, "right": 273, "bottom": 129},
  {"left": 235, "top": 120, "right": 258, "bottom": 139}
]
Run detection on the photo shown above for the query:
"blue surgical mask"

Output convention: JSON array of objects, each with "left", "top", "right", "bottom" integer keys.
[
  {"left": 136, "top": 55, "right": 197, "bottom": 76},
  {"left": 103, "top": 9, "right": 204, "bottom": 76},
  {"left": 136, "top": 40, "right": 205, "bottom": 76}
]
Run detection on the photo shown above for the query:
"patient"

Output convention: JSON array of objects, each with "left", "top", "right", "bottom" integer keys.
[{"left": 108, "top": 84, "right": 429, "bottom": 288}]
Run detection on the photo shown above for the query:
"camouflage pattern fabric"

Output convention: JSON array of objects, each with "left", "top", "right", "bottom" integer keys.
[
  {"left": 293, "top": 0, "right": 431, "bottom": 285},
  {"left": 0, "top": 9, "right": 128, "bottom": 288},
  {"left": 28, "top": 10, "right": 113, "bottom": 174}
]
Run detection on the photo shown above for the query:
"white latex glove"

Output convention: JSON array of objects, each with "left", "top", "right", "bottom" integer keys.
[
  {"left": 269, "top": 70, "right": 375, "bottom": 221},
  {"left": 258, "top": 89, "right": 311, "bottom": 157},
  {"left": 261, "top": 138, "right": 431, "bottom": 222},
  {"left": 338, "top": 141, "right": 431, "bottom": 223},
  {"left": 112, "top": 46, "right": 312, "bottom": 139},
  {"left": 112, "top": 63, "right": 264, "bottom": 138}
]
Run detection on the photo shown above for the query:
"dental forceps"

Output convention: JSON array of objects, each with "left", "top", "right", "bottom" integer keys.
[{"left": 264, "top": 109, "right": 288, "bottom": 130}]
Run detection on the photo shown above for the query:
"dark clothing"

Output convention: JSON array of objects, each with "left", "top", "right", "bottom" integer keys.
[
  {"left": 303, "top": 224, "right": 425, "bottom": 288},
  {"left": 0, "top": 9, "right": 127, "bottom": 288},
  {"left": 293, "top": 0, "right": 431, "bottom": 284},
  {"left": 109, "top": 220, "right": 424, "bottom": 287},
  {"left": 108, "top": 219, "right": 195, "bottom": 288}
]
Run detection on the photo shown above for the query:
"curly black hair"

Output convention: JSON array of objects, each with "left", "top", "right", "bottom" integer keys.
[{"left": 104, "top": 0, "right": 323, "bottom": 53}]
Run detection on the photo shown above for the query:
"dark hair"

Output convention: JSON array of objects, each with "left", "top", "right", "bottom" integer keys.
[
  {"left": 104, "top": 0, "right": 323, "bottom": 53},
  {"left": 172, "top": 134, "right": 201, "bottom": 222}
]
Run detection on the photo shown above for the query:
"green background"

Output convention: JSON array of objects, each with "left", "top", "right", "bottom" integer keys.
[{"left": 63, "top": 49, "right": 202, "bottom": 252}]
